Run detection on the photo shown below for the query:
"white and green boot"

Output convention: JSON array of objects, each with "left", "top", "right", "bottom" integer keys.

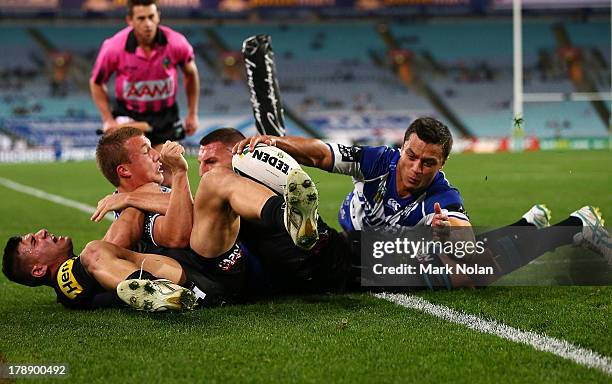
[
  {"left": 117, "top": 279, "right": 197, "bottom": 312},
  {"left": 284, "top": 168, "right": 319, "bottom": 250}
]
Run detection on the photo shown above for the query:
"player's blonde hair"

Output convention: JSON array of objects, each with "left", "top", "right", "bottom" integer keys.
[{"left": 96, "top": 127, "right": 143, "bottom": 187}]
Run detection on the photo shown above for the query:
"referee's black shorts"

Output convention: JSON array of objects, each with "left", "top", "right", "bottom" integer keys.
[{"left": 113, "top": 102, "right": 185, "bottom": 146}]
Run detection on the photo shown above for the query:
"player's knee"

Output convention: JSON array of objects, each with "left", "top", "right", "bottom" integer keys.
[
  {"left": 80, "top": 240, "right": 106, "bottom": 272},
  {"left": 197, "top": 167, "right": 235, "bottom": 200},
  {"left": 201, "top": 167, "right": 234, "bottom": 186},
  {"left": 164, "top": 233, "right": 190, "bottom": 249}
]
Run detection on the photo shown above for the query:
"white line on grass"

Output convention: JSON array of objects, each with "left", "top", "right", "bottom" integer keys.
[
  {"left": 0, "top": 177, "right": 113, "bottom": 222},
  {"left": 376, "top": 292, "right": 612, "bottom": 376}
]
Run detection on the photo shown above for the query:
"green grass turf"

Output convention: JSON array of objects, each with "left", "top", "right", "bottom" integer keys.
[{"left": 0, "top": 150, "right": 610, "bottom": 383}]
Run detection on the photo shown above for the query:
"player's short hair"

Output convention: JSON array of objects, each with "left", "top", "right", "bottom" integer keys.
[
  {"left": 200, "top": 128, "right": 245, "bottom": 148},
  {"left": 2, "top": 236, "right": 43, "bottom": 287},
  {"left": 403, "top": 117, "right": 453, "bottom": 160},
  {"left": 127, "top": 0, "right": 158, "bottom": 16},
  {"left": 96, "top": 127, "right": 143, "bottom": 187}
]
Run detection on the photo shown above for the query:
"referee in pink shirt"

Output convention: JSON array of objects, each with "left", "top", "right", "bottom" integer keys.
[{"left": 90, "top": 0, "right": 200, "bottom": 182}]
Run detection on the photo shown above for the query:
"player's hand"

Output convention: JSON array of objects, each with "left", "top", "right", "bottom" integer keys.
[
  {"left": 232, "top": 135, "right": 277, "bottom": 154},
  {"left": 431, "top": 202, "right": 450, "bottom": 227},
  {"left": 160, "top": 141, "right": 188, "bottom": 172},
  {"left": 431, "top": 202, "right": 451, "bottom": 241},
  {"left": 185, "top": 114, "right": 198, "bottom": 136},
  {"left": 91, "top": 193, "right": 127, "bottom": 222}
]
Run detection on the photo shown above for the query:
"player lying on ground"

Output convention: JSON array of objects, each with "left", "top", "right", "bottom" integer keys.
[
  {"left": 2, "top": 142, "right": 321, "bottom": 310},
  {"left": 233, "top": 118, "right": 611, "bottom": 285},
  {"left": 1, "top": 223, "right": 195, "bottom": 310}
]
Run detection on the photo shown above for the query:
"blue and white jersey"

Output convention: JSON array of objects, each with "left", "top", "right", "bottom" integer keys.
[
  {"left": 113, "top": 185, "right": 171, "bottom": 246},
  {"left": 328, "top": 143, "right": 469, "bottom": 232}
]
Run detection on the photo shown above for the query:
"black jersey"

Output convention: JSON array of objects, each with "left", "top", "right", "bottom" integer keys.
[
  {"left": 52, "top": 257, "right": 107, "bottom": 309},
  {"left": 113, "top": 186, "right": 171, "bottom": 247}
]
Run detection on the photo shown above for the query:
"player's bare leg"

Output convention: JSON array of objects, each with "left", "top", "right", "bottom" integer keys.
[
  {"left": 80, "top": 240, "right": 186, "bottom": 290},
  {"left": 81, "top": 240, "right": 195, "bottom": 311},
  {"left": 190, "top": 167, "right": 276, "bottom": 258}
]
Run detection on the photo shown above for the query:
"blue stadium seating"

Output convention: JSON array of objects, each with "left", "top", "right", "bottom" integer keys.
[{"left": 0, "top": 18, "right": 609, "bottom": 149}]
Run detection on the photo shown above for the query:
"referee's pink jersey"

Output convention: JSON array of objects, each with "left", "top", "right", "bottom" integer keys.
[{"left": 91, "top": 25, "right": 195, "bottom": 114}]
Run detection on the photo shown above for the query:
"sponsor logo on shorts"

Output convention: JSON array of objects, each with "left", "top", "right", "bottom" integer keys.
[
  {"left": 218, "top": 245, "right": 243, "bottom": 272},
  {"left": 123, "top": 77, "right": 174, "bottom": 101},
  {"left": 56, "top": 258, "right": 83, "bottom": 300},
  {"left": 251, "top": 149, "right": 291, "bottom": 175}
]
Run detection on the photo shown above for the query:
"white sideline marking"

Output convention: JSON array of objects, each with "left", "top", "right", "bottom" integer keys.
[
  {"left": 0, "top": 177, "right": 113, "bottom": 222},
  {"left": 376, "top": 293, "right": 612, "bottom": 376}
]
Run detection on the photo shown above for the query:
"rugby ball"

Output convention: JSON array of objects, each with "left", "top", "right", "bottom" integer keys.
[{"left": 232, "top": 144, "right": 301, "bottom": 194}]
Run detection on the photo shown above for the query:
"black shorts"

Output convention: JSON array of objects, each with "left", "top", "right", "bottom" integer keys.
[
  {"left": 113, "top": 102, "right": 185, "bottom": 145},
  {"left": 136, "top": 242, "right": 248, "bottom": 307},
  {"left": 238, "top": 218, "right": 353, "bottom": 295}
]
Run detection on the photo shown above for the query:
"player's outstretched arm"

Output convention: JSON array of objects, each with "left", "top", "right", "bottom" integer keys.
[
  {"left": 91, "top": 184, "right": 171, "bottom": 222},
  {"left": 233, "top": 135, "right": 333, "bottom": 171}
]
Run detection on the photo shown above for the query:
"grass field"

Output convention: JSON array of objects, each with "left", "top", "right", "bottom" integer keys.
[{"left": 0, "top": 150, "right": 611, "bottom": 383}]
